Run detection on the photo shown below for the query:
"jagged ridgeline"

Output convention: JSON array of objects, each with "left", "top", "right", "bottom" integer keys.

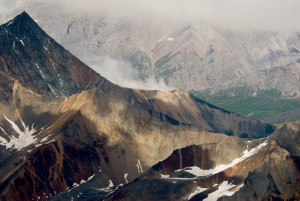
[{"left": 0, "top": 12, "right": 298, "bottom": 201}]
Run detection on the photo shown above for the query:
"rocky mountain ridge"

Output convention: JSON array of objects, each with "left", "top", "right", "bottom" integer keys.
[
  {"left": 23, "top": 2, "right": 300, "bottom": 98},
  {"left": 0, "top": 12, "right": 298, "bottom": 201}
]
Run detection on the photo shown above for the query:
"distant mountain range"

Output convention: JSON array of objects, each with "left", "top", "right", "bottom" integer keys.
[
  {"left": 23, "top": 2, "right": 300, "bottom": 98},
  {"left": 0, "top": 12, "right": 299, "bottom": 201}
]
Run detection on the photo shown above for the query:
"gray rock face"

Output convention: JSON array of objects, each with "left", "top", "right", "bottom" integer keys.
[
  {"left": 0, "top": 12, "right": 102, "bottom": 97},
  {"left": 270, "top": 121, "right": 300, "bottom": 156},
  {"left": 24, "top": 3, "right": 300, "bottom": 97}
]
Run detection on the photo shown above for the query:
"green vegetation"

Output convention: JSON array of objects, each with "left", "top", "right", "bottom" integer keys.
[
  {"left": 240, "top": 133, "right": 249, "bottom": 138},
  {"left": 154, "top": 52, "right": 181, "bottom": 81},
  {"left": 206, "top": 47, "right": 215, "bottom": 56},
  {"left": 191, "top": 87, "right": 283, "bottom": 98},
  {"left": 158, "top": 68, "right": 176, "bottom": 80},
  {"left": 155, "top": 52, "right": 180, "bottom": 69},
  {"left": 190, "top": 92, "right": 300, "bottom": 124},
  {"left": 224, "top": 129, "right": 233, "bottom": 136},
  {"left": 129, "top": 51, "right": 152, "bottom": 80}
]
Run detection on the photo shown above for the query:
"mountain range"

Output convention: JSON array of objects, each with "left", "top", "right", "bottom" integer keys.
[
  {"left": 23, "top": 2, "right": 300, "bottom": 98},
  {"left": 0, "top": 12, "right": 299, "bottom": 201}
]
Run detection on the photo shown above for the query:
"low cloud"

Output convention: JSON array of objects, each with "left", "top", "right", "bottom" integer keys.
[
  {"left": 80, "top": 55, "right": 173, "bottom": 91},
  {"left": 1, "top": 0, "right": 300, "bottom": 32},
  {"left": 45, "top": 0, "right": 300, "bottom": 32},
  {"left": 0, "top": 0, "right": 25, "bottom": 24}
]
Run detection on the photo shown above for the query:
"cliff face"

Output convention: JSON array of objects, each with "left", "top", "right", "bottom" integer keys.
[
  {"left": 0, "top": 12, "right": 296, "bottom": 201},
  {"left": 0, "top": 12, "right": 101, "bottom": 97},
  {"left": 102, "top": 122, "right": 300, "bottom": 201},
  {"left": 138, "top": 89, "right": 275, "bottom": 137}
]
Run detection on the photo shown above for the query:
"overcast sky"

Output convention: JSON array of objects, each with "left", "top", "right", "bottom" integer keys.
[{"left": 1, "top": 0, "right": 300, "bottom": 32}]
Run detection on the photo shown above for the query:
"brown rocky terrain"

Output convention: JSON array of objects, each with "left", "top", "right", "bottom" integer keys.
[
  {"left": 102, "top": 121, "right": 300, "bottom": 201},
  {"left": 0, "top": 12, "right": 298, "bottom": 201}
]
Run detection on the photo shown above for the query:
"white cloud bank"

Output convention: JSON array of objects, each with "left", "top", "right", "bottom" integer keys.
[
  {"left": 81, "top": 55, "right": 173, "bottom": 91},
  {"left": 0, "top": 0, "right": 25, "bottom": 24},
  {"left": 1, "top": 0, "right": 300, "bottom": 32},
  {"left": 46, "top": 0, "right": 300, "bottom": 32}
]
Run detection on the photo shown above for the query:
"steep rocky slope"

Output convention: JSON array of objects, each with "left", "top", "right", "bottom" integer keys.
[
  {"left": 51, "top": 121, "right": 300, "bottom": 201},
  {"left": 0, "top": 12, "right": 291, "bottom": 201},
  {"left": 0, "top": 12, "right": 101, "bottom": 97}
]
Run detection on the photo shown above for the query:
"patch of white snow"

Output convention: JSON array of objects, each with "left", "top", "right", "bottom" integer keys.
[
  {"left": 160, "top": 174, "right": 170, "bottom": 178},
  {"left": 108, "top": 180, "right": 114, "bottom": 187},
  {"left": 137, "top": 159, "right": 144, "bottom": 173},
  {"left": 47, "top": 83, "right": 57, "bottom": 96},
  {"left": 176, "top": 140, "right": 268, "bottom": 177},
  {"left": 87, "top": 174, "right": 95, "bottom": 181},
  {"left": 1, "top": 117, "right": 37, "bottom": 151},
  {"left": 19, "top": 40, "right": 25, "bottom": 46},
  {"left": 35, "top": 63, "right": 46, "bottom": 79},
  {"left": 7, "top": 21, "right": 14, "bottom": 26},
  {"left": 124, "top": 173, "right": 128, "bottom": 183},
  {"left": 246, "top": 112, "right": 254, "bottom": 117},
  {"left": 204, "top": 181, "right": 243, "bottom": 201}
]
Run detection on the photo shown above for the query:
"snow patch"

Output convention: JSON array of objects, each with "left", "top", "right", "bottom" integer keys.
[
  {"left": 71, "top": 182, "right": 80, "bottom": 189},
  {"left": 176, "top": 140, "right": 268, "bottom": 177},
  {"left": 160, "top": 174, "right": 170, "bottom": 178},
  {"left": 108, "top": 180, "right": 114, "bottom": 187},
  {"left": 137, "top": 159, "right": 144, "bottom": 173},
  {"left": 7, "top": 20, "right": 14, "bottom": 26},
  {"left": 35, "top": 63, "right": 46, "bottom": 79},
  {"left": 47, "top": 83, "right": 57, "bottom": 96},
  {"left": 19, "top": 40, "right": 25, "bottom": 46},
  {"left": 40, "top": 134, "right": 52, "bottom": 143},
  {"left": 124, "top": 173, "right": 128, "bottom": 183},
  {"left": 246, "top": 112, "right": 254, "bottom": 117},
  {"left": 0, "top": 117, "right": 37, "bottom": 151},
  {"left": 87, "top": 174, "right": 95, "bottom": 181},
  {"left": 204, "top": 181, "right": 243, "bottom": 201}
]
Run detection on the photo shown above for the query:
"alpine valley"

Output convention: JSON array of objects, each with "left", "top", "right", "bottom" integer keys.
[{"left": 0, "top": 12, "right": 299, "bottom": 201}]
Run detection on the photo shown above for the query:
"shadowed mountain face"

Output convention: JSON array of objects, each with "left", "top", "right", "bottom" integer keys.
[
  {"left": 0, "top": 12, "right": 297, "bottom": 201},
  {"left": 104, "top": 123, "right": 300, "bottom": 201},
  {"left": 0, "top": 12, "right": 101, "bottom": 97},
  {"left": 50, "top": 122, "right": 300, "bottom": 201}
]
